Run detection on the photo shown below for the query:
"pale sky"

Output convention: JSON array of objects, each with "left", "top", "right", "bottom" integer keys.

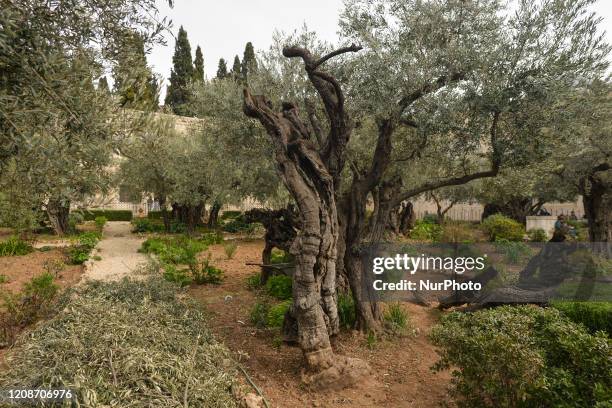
[{"left": 149, "top": 0, "right": 612, "bottom": 99}]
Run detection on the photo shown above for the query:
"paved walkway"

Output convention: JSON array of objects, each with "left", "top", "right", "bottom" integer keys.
[{"left": 81, "top": 222, "right": 148, "bottom": 282}]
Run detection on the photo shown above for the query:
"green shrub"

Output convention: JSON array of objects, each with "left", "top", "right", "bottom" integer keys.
[
  {"left": 430, "top": 305, "right": 611, "bottom": 408},
  {"left": 132, "top": 218, "right": 164, "bottom": 233},
  {"left": 83, "top": 210, "right": 132, "bottom": 221},
  {"left": 189, "top": 256, "right": 224, "bottom": 285},
  {"left": 246, "top": 273, "right": 262, "bottom": 290},
  {"left": 552, "top": 301, "right": 612, "bottom": 335},
  {"left": 410, "top": 219, "right": 443, "bottom": 241},
  {"left": 220, "top": 211, "right": 241, "bottom": 220},
  {"left": 68, "top": 212, "right": 84, "bottom": 232},
  {"left": 266, "top": 275, "right": 292, "bottom": 300},
  {"left": 223, "top": 242, "right": 237, "bottom": 259},
  {"left": 169, "top": 222, "right": 186, "bottom": 234},
  {"left": 140, "top": 236, "right": 207, "bottom": 265},
  {"left": 162, "top": 264, "right": 192, "bottom": 287},
  {"left": 528, "top": 228, "right": 548, "bottom": 242},
  {"left": 221, "top": 216, "right": 254, "bottom": 233},
  {"left": 147, "top": 211, "right": 163, "bottom": 220},
  {"left": 494, "top": 239, "right": 532, "bottom": 264},
  {"left": 0, "top": 275, "right": 8, "bottom": 284},
  {"left": 0, "top": 236, "right": 33, "bottom": 257},
  {"left": 482, "top": 213, "right": 525, "bottom": 242},
  {"left": 68, "top": 246, "right": 90, "bottom": 265},
  {"left": 267, "top": 300, "right": 291, "bottom": 327},
  {"left": 200, "top": 231, "right": 223, "bottom": 245},
  {"left": 94, "top": 216, "right": 107, "bottom": 231},
  {"left": 422, "top": 213, "right": 439, "bottom": 224},
  {"left": 384, "top": 302, "right": 410, "bottom": 334},
  {"left": 77, "top": 231, "right": 101, "bottom": 250},
  {"left": 337, "top": 293, "right": 356, "bottom": 329},
  {"left": 250, "top": 302, "right": 270, "bottom": 328}
]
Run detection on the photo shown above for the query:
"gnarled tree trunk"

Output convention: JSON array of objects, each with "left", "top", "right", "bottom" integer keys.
[
  {"left": 47, "top": 198, "right": 70, "bottom": 235},
  {"left": 580, "top": 170, "right": 611, "bottom": 255},
  {"left": 207, "top": 202, "right": 221, "bottom": 228}
]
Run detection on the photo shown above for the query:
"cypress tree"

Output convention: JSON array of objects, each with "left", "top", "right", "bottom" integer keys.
[
  {"left": 193, "top": 45, "right": 204, "bottom": 82},
  {"left": 241, "top": 42, "right": 257, "bottom": 81},
  {"left": 216, "top": 58, "right": 228, "bottom": 79},
  {"left": 112, "top": 32, "right": 159, "bottom": 110},
  {"left": 164, "top": 26, "right": 194, "bottom": 115},
  {"left": 231, "top": 55, "right": 241, "bottom": 81},
  {"left": 98, "top": 76, "right": 110, "bottom": 94}
]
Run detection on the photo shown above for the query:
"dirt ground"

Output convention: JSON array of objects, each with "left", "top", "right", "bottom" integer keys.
[
  {"left": 189, "top": 239, "right": 452, "bottom": 408},
  {"left": 0, "top": 248, "right": 83, "bottom": 294}
]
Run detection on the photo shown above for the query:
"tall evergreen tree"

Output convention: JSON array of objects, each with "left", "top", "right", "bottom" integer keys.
[
  {"left": 241, "top": 42, "right": 257, "bottom": 81},
  {"left": 113, "top": 32, "right": 159, "bottom": 110},
  {"left": 230, "top": 55, "right": 241, "bottom": 81},
  {"left": 164, "top": 26, "right": 193, "bottom": 115},
  {"left": 98, "top": 76, "right": 110, "bottom": 94},
  {"left": 216, "top": 58, "right": 228, "bottom": 79},
  {"left": 193, "top": 45, "right": 204, "bottom": 82}
]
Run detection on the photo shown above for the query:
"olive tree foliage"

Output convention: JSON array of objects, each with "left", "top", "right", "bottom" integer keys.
[
  {"left": 0, "top": 0, "right": 172, "bottom": 234},
  {"left": 552, "top": 78, "right": 612, "bottom": 243}
]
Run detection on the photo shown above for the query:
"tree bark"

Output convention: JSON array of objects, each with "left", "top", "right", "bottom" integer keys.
[
  {"left": 46, "top": 198, "right": 70, "bottom": 235},
  {"left": 207, "top": 202, "right": 221, "bottom": 228},
  {"left": 580, "top": 171, "right": 611, "bottom": 248}
]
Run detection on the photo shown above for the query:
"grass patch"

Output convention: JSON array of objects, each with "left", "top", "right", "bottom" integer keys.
[
  {"left": 265, "top": 275, "right": 292, "bottom": 300},
  {"left": 140, "top": 236, "right": 208, "bottom": 265},
  {"left": 0, "top": 236, "right": 33, "bottom": 257}
]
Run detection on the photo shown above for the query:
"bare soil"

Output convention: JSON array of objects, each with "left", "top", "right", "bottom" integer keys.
[
  {"left": 189, "top": 239, "right": 452, "bottom": 408},
  {"left": 0, "top": 249, "right": 83, "bottom": 294}
]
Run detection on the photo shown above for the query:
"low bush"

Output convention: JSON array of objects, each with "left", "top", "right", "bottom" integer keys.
[
  {"left": 528, "top": 228, "right": 548, "bottom": 242},
  {"left": 132, "top": 218, "right": 165, "bottom": 233},
  {"left": 266, "top": 275, "right": 292, "bottom": 300},
  {"left": 0, "top": 236, "right": 33, "bottom": 257},
  {"left": 220, "top": 211, "right": 241, "bottom": 220},
  {"left": 494, "top": 239, "right": 532, "bottom": 264},
  {"left": 82, "top": 210, "right": 132, "bottom": 221},
  {"left": 410, "top": 219, "right": 443, "bottom": 242},
  {"left": 140, "top": 236, "right": 207, "bottom": 266},
  {"left": 430, "top": 305, "right": 611, "bottom": 408},
  {"left": 67, "top": 231, "right": 101, "bottom": 264},
  {"left": 94, "top": 216, "right": 107, "bottom": 231},
  {"left": 223, "top": 242, "right": 237, "bottom": 259},
  {"left": 337, "top": 292, "right": 356, "bottom": 329},
  {"left": 189, "top": 256, "right": 224, "bottom": 285},
  {"left": 221, "top": 216, "right": 254, "bottom": 234},
  {"left": 200, "top": 231, "right": 223, "bottom": 245},
  {"left": 162, "top": 264, "right": 192, "bottom": 287},
  {"left": 267, "top": 300, "right": 291, "bottom": 328},
  {"left": 384, "top": 302, "right": 410, "bottom": 334},
  {"left": 482, "top": 213, "right": 525, "bottom": 242},
  {"left": 250, "top": 302, "right": 270, "bottom": 328},
  {"left": 246, "top": 273, "right": 262, "bottom": 290},
  {"left": 147, "top": 211, "right": 163, "bottom": 220},
  {"left": 552, "top": 301, "right": 612, "bottom": 335}
]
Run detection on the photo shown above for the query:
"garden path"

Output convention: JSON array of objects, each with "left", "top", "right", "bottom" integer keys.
[{"left": 81, "top": 221, "right": 147, "bottom": 282}]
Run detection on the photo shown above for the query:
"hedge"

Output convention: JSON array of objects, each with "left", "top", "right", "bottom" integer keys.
[
  {"left": 147, "top": 211, "right": 163, "bottom": 220},
  {"left": 551, "top": 301, "right": 612, "bottom": 335},
  {"left": 82, "top": 210, "right": 132, "bottom": 221}
]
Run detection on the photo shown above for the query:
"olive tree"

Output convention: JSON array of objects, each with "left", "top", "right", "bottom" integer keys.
[{"left": 240, "top": 0, "right": 609, "bottom": 381}]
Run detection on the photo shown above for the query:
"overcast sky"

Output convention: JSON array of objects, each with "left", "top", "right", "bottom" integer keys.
[{"left": 149, "top": 0, "right": 612, "bottom": 99}]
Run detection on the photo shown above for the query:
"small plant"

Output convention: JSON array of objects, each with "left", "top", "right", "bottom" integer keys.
[
  {"left": 92, "top": 255, "right": 102, "bottom": 261},
  {"left": 410, "top": 219, "right": 443, "bottom": 242},
  {"left": 494, "top": 239, "right": 532, "bottom": 264},
  {"left": 223, "top": 242, "right": 237, "bottom": 259},
  {"left": 481, "top": 213, "right": 525, "bottom": 242},
  {"left": 162, "top": 264, "right": 192, "bottom": 287},
  {"left": 266, "top": 275, "right": 292, "bottom": 300},
  {"left": 200, "top": 231, "right": 223, "bottom": 245},
  {"left": 43, "top": 259, "right": 66, "bottom": 277},
  {"left": 384, "top": 302, "right": 410, "bottom": 334},
  {"left": 249, "top": 302, "right": 270, "bottom": 328},
  {"left": 337, "top": 292, "right": 356, "bottom": 329},
  {"left": 246, "top": 273, "right": 262, "bottom": 290},
  {"left": 267, "top": 300, "right": 291, "bottom": 327},
  {"left": 141, "top": 236, "right": 208, "bottom": 265},
  {"left": 132, "top": 218, "right": 164, "bottom": 233},
  {"left": 68, "top": 246, "right": 90, "bottom": 265},
  {"left": 365, "top": 330, "right": 378, "bottom": 349},
  {"left": 189, "top": 255, "right": 224, "bottom": 285},
  {"left": 94, "top": 216, "right": 108, "bottom": 231},
  {"left": 270, "top": 248, "right": 292, "bottom": 264},
  {"left": 0, "top": 275, "right": 8, "bottom": 284},
  {"left": 528, "top": 228, "right": 548, "bottom": 242},
  {"left": 0, "top": 236, "right": 33, "bottom": 257},
  {"left": 77, "top": 231, "right": 102, "bottom": 250}
]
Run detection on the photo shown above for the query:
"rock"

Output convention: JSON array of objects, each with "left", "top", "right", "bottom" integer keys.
[{"left": 241, "top": 393, "right": 264, "bottom": 408}]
